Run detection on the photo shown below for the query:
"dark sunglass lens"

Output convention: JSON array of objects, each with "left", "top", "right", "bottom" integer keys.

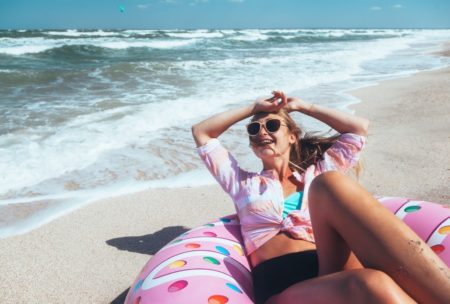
[
  {"left": 247, "top": 123, "right": 260, "bottom": 135},
  {"left": 266, "top": 119, "right": 281, "bottom": 133}
]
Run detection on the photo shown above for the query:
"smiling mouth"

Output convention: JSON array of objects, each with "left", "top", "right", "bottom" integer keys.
[{"left": 253, "top": 139, "right": 274, "bottom": 147}]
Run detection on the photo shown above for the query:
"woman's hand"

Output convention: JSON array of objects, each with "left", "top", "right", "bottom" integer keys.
[
  {"left": 252, "top": 90, "right": 288, "bottom": 114},
  {"left": 284, "top": 95, "right": 312, "bottom": 113},
  {"left": 262, "top": 91, "right": 312, "bottom": 113}
]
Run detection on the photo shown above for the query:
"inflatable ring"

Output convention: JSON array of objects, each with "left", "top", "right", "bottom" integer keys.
[{"left": 125, "top": 197, "right": 450, "bottom": 304}]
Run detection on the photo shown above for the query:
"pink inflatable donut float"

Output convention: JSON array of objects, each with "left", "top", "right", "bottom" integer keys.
[{"left": 125, "top": 197, "right": 450, "bottom": 304}]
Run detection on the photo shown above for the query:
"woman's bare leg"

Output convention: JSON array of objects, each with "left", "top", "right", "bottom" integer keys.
[
  {"left": 267, "top": 268, "right": 415, "bottom": 304},
  {"left": 308, "top": 171, "right": 450, "bottom": 303}
]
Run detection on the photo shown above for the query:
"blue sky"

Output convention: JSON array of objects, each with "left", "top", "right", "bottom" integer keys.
[{"left": 1, "top": 0, "right": 449, "bottom": 29}]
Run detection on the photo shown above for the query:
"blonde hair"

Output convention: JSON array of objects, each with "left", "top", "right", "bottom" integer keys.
[{"left": 251, "top": 109, "right": 361, "bottom": 177}]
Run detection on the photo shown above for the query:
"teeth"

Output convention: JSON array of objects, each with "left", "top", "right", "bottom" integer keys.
[{"left": 258, "top": 139, "right": 273, "bottom": 145}]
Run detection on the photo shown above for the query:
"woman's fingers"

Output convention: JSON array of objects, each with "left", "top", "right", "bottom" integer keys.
[
  {"left": 272, "top": 91, "right": 289, "bottom": 108},
  {"left": 271, "top": 90, "right": 285, "bottom": 105},
  {"left": 280, "top": 91, "right": 287, "bottom": 105}
]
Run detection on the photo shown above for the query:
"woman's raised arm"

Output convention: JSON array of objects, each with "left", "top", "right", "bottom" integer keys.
[
  {"left": 280, "top": 93, "right": 369, "bottom": 136},
  {"left": 191, "top": 94, "right": 287, "bottom": 147}
]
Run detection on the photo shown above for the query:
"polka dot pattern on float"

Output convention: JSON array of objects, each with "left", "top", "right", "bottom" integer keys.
[
  {"left": 203, "top": 256, "right": 220, "bottom": 265},
  {"left": 404, "top": 205, "right": 421, "bottom": 213},
  {"left": 226, "top": 282, "right": 242, "bottom": 293},
  {"left": 431, "top": 244, "right": 445, "bottom": 254},
  {"left": 185, "top": 243, "right": 201, "bottom": 249},
  {"left": 124, "top": 200, "right": 450, "bottom": 304},
  {"left": 169, "top": 260, "right": 186, "bottom": 269},
  {"left": 168, "top": 280, "right": 188, "bottom": 292},
  {"left": 203, "top": 231, "right": 217, "bottom": 237},
  {"left": 438, "top": 225, "right": 450, "bottom": 234},
  {"left": 133, "top": 279, "right": 143, "bottom": 293},
  {"left": 233, "top": 244, "right": 244, "bottom": 256},
  {"left": 208, "top": 295, "right": 229, "bottom": 304},
  {"left": 215, "top": 246, "right": 230, "bottom": 256}
]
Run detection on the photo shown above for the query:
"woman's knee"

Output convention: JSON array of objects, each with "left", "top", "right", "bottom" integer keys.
[
  {"left": 308, "top": 171, "right": 348, "bottom": 208},
  {"left": 347, "top": 269, "right": 408, "bottom": 304},
  {"left": 310, "top": 171, "right": 346, "bottom": 195}
]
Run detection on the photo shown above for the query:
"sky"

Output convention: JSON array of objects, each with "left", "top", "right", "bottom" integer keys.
[{"left": 0, "top": 0, "right": 449, "bottom": 29}]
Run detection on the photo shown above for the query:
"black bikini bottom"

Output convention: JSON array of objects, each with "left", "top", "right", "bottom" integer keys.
[{"left": 252, "top": 250, "right": 319, "bottom": 304}]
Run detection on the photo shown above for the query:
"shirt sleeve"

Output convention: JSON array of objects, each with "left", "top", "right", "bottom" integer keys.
[
  {"left": 197, "top": 138, "right": 246, "bottom": 199},
  {"left": 315, "top": 133, "right": 366, "bottom": 173}
]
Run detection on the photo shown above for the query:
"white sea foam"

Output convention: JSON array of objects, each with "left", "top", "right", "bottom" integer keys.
[
  {"left": 228, "top": 29, "right": 269, "bottom": 41},
  {"left": 100, "top": 39, "right": 198, "bottom": 49},
  {"left": 166, "top": 31, "right": 224, "bottom": 39},
  {"left": 0, "top": 37, "right": 56, "bottom": 55},
  {"left": 0, "top": 36, "right": 198, "bottom": 55},
  {"left": 45, "top": 29, "right": 118, "bottom": 37}
]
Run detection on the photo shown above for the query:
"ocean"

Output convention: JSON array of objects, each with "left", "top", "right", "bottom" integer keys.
[{"left": 1, "top": 28, "right": 449, "bottom": 237}]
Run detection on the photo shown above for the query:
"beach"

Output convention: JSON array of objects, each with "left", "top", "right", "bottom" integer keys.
[{"left": 1, "top": 47, "right": 450, "bottom": 303}]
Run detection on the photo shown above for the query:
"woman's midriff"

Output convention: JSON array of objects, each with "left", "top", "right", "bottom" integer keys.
[{"left": 249, "top": 231, "right": 317, "bottom": 268}]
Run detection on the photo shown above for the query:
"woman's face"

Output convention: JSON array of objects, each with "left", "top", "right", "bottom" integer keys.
[{"left": 248, "top": 113, "right": 296, "bottom": 160}]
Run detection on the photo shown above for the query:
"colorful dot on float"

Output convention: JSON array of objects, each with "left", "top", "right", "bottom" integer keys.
[
  {"left": 203, "top": 231, "right": 217, "bottom": 237},
  {"left": 431, "top": 244, "right": 445, "bottom": 254},
  {"left": 208, "top": 295, "right": 229, "bottom": 304},
  {"left": 233, "top": 244, "right": 244, "bottom": 256},
  {"left": 171, "top": 239, "right": 183, "bottom": 244},
  {"left": 226, "top": 282, "right": 242, "bottom": 293},
  {"left": 169, "top": 260, "right": 186, "bottom": 269},
  {"left": 404, "top": 206, "right": 421, "bottom": 213},
  {"left": 438, "top": 225, "right": 450, "bottom": 234},
  {"left": 133, "top": 279, "right": 143, "bottom": 293},
  {"left": 220, "top": 218, "right": 231, "bottom": 223},
  {"left": 185, "top": 243, "right": 201, "bottom": 249},
  {"left": 168, "top": 280, "right": 188, "bottom": 292},
  {"left": 203, "top": 256, "right": 220, "bottom": 265},
  {"left": 205, "top": 223, "right": 215, "bottom": 227},
  {"left": 215, "top": 246, "right": 230, "bottom": 256}
]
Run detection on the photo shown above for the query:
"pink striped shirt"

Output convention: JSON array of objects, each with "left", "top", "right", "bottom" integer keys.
[{"left": 197, "top": 133, "right": 365, "bottom": 255}]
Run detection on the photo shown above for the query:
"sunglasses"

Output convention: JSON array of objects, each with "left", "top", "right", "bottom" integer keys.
[{"left": 246, "top": 119, "right": 286, "bottom": 136}]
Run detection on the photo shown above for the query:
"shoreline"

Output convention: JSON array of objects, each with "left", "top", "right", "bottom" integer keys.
[
  {"left": 1, "top": 57, "right": 450, "bottom": 302},
  {"left": 2, "top": 38, "right": 450, "bottom": 239}
]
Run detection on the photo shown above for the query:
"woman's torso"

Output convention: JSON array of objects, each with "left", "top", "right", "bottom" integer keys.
[
  {"left": 197, "top": 134, "right": 366, "bottom": 267},
  {"left": 249, "top": 233, "right": 317, "bottom": 267},
  {"left": 249, "top": 180, "right": 316, "bottom": 268}
]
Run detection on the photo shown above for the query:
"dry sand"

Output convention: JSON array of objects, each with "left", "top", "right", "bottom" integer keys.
[
  {"left": 350, "top": 67, "right": 450, "bottom": 202},
  {"left": 1, "top": 66, "right": 449, "bottom": 303}
]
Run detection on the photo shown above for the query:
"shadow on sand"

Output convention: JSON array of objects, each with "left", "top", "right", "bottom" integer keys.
[{"left": 107, "top": 225, "right": 190, "bottom": 303}]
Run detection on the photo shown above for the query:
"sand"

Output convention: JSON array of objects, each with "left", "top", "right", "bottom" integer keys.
[
  {"left": 350, "top": 67, "right": 450, "bottom": 202},
  {"left": 1, "top": 65, "right": 449, "bottom": 303}
]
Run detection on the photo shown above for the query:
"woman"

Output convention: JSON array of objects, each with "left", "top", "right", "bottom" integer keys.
[{"left": 191, "top": 91, "right": 450, "bottom": 304}]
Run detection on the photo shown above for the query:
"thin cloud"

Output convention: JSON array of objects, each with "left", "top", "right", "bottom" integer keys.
[
  {"left": 137, "top": 4, "right": 150, "bottom": 9},
  {"left": 393, "top": 4, "right": 403, "bottom": 9},
  {"left": 189, "top": 0, "right": 209, "bottom": 5},
  {"left": 370, "top": 6, "right": 382, "bottom": 11}
]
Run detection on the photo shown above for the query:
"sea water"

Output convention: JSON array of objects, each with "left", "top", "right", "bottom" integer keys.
[{"left": 1, "top": 28, "right": 449, "bottom": 237}]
